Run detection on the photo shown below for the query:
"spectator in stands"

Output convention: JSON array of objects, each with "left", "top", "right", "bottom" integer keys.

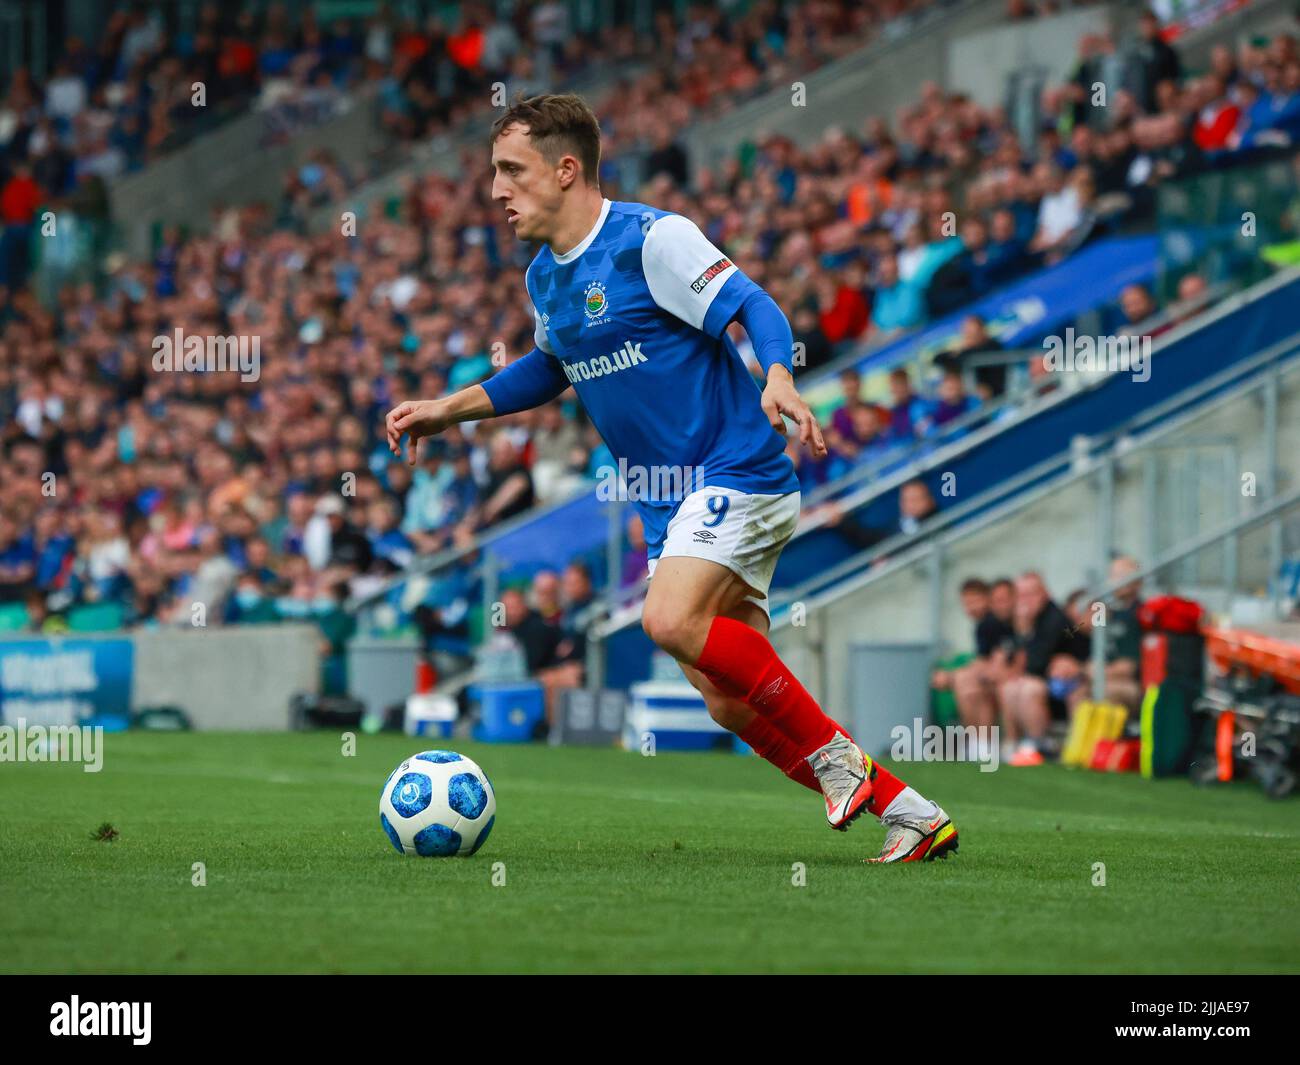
[
  {"left": 936, "top": 315, "right": 1007, "bottom": 401},
  {"left": 529, "top": 568, "right": 561, "bottom": 626},
  {"left": 620, "top": 512, "right": 649, "bottom": 590},
  {"left": 868, "top": 254, "right": 926, "bottom": 339},
  {"left": 935, "top": 577, "right": 1016, "bottom": 741},
  {"left": 0, "top": 511, "right": 36, "bottom": 602},
  {"left": 1170, "top": 272, "right": 1212, "bottom": 326},
  {"left": 918, "top": 369, "right": 981, "bottom": 435},
  {"left": 815, "top": 262, "right": 871, "bottom": 345},
  {"left": 1131, "top": 8, "right": 1182, "bottom": 113},
  {"left": 1029, "top": 164, "right": 1090, "bottom": 265},
  {"left": 790, "top": 303, "right": 835, "bottom": 374},
  {"left": 0, "top": 162, "right": 42, "bottom": 289},
  {"left": 496, "top": 586, "right": 561, "bottom": 676},
  {"left": 545, "top": 561, "right": 595, "bottom": 679},
  {"left": 365, "top": 496, "right": 414, "bottom": 573},
  {"left": 474, "top": 432, "right": 535, "bottom": 529},
  {"left": 885, "top": 366, "right": 929, "bottom": 442},
  {"left": 1057, "top": 555, "right": 1145, "bottom": 716},
  {"left": 998, "top": 571, "right": 1090, "bottom": 765},
  {"left": 530, "top": 400, "right": 586, "bottom": 504},
  {"left": 819, "top": 477, "right": 940, "bottom": 554},
  {"left": 1113, "top": 281, "right": 1175, "bottom": 340},
  {"left": 827, "top": 370, "right": 868, "bottom": 456},
  {"left": 644, "top": 120, "right": 690, "bottom": 187},
  {"left": 312, "top": 494, "right": 373, "bottom": 584},
  {"left": 986, "top": 207, "right": 1032, "bottom": 285}
]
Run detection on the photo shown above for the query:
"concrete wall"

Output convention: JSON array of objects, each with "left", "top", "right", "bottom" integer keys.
[
  {"left": 132, "top": 624, "right": 321, "bottom": 730},
  {"left": 109, "top": 88, "right": 388, "bottom": 259},
  {"left": 948, "top": 6, "right": 1115, "bottom": 108},
  {"left": 0, "top": 624, "right": 320, "bottom": 730}
]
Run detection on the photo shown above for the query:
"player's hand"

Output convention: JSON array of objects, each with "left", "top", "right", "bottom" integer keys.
[
  {"left": 761, "top": 365, "right": 827, "bottom": 458},
  {"left": 385, "top": 399, "right": 449, "bottom": 465}
]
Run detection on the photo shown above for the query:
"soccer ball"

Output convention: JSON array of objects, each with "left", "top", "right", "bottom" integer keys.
[{"left": 379, "top": 751, "right": 496, "bottom": 858}]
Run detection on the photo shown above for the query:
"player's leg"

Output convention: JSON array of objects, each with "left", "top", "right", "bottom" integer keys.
[
  {"left": 642, "top": 552, "right": 875, "bottom": 827},
  {"left": 676, "top": 599, "right": 818, "bottom": 793},
  {"left": 643, "top": 554, "right": 946, "bottom": 845},
  {"left": 642, "top": 487, "right": 956, "bottom": 857}
]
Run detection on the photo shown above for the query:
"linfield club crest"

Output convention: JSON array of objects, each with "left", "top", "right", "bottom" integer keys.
[{"left": 583, "top": 279, "right": 609, "bottom": 322}]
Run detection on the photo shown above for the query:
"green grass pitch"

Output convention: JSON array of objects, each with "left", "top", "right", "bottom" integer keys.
[{"left": 1, "top": 731, "right": 1297, "bottom": 974}]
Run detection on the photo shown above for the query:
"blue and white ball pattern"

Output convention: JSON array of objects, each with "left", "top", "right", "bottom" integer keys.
[{"left": 379, "top": 751, "right": 496, "bottom": 858}]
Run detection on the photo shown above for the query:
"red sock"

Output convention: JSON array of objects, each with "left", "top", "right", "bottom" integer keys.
[
  {"left": 865, "top": 760, "right": 907, "bottom": 818},
  {"left": 694, "top": 616, "right": 843, "bottom": 758},
  {"left": 738, "top": 715, "right": 820, "bottom": 792}
]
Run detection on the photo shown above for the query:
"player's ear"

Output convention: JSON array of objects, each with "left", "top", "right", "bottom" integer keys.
[{"left": 557, "top": 154, "right": 579, "bottom": 190}]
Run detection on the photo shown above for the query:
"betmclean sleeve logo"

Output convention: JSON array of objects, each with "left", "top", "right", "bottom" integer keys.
[{"left": 690, "top": 258, "right": 732, "bottom": 294}]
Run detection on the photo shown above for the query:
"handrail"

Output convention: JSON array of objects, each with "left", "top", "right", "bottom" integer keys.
[{"left": 770, "top": 350, "right": 1300, "bottom": 628}]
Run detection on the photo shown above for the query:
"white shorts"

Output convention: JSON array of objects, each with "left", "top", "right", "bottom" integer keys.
[{"left": 646, "top": 486, "right": 801, "bottom": 617}]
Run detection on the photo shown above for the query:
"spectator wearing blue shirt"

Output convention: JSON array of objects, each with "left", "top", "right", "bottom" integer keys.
[
  {"left": 0, "top": 514, "right": 37, "bottom": 602},
  {"left": 33, "top": 509, "right": 76, "bottom": 593},
  {"left": 869, "top": 254, "right": 926, "bottom": 337},
  {"left": 886, "top": 367, "right": 930, "bottom": 443},
  {"left": 986, "top": 207, "right": 1032, "bottom": 287},
  {"left": 367, "top": 497, "right": 416, "bottom": 573}
]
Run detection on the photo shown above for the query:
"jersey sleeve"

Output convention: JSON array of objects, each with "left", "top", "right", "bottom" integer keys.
[
  {"left": 480, "top": 346, "right": 569, "bottom": 415},
  {"left": 532, "top": 306, "right": 554, "bottom": 354},
  {"left": 641, "top": 214, "right": 748, "bottom": 337}
]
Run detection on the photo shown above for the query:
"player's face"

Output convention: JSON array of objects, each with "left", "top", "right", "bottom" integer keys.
[{"left": 491, "top": 124, "right": 562, "bottom": 243}]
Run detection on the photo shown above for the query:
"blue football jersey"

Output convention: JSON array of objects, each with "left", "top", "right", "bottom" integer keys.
[{"left": 521, "top": 199, "right": 798, "bottom": 554}]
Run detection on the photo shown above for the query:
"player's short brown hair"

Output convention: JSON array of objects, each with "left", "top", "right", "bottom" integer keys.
[{"left": 489, "top": 93, "right": 602, "bottom": 186}]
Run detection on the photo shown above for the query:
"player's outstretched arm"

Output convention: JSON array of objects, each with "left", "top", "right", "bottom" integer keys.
[
  {"left": 386, "top": 386, "right": 494, "bottom": 466},
  {"left": 386, "top": 344, "right": 570, "bottom": 465}
]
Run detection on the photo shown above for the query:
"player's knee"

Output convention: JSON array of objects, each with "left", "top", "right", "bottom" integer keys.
[{"left": 640, "top": 602, "right": 697, "bottom": 661}]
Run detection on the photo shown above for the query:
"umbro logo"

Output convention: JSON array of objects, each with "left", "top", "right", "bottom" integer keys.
[{"left": 692, "top": 529, "right": 717, "bottom": 543}]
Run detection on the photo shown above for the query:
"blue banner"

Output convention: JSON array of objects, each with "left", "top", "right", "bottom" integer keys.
[{"left": 0, "top": 638, "right": 133, "bottom": 727}]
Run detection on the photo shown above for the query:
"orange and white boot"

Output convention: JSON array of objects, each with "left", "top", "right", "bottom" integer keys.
[
  {"left": 866, "top": 804, "right": 959, "bottom": 863},
  {"left": 806, "top": 733, "right": 876, "bottom": 831}
]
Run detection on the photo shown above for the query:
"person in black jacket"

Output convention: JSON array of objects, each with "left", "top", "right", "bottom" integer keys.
[
  {"left": 1130, "top": 9, "right": 1182, "bottom": 113},
  {"left": 997, "top": 571, "right": 1089, "bottom": 761}
]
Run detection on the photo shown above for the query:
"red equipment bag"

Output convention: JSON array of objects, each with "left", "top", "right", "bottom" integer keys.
[{"left": 1138, "top": 595, "right": 1204, "bottom": 634}]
